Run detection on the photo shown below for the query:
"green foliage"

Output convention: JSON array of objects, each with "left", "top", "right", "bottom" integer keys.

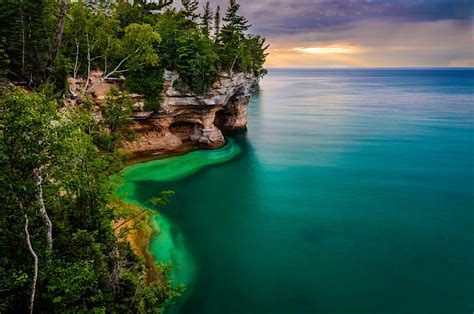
[
  {"left": 154, "top": 9, "right": 189, "bottom": 70},
  {"left": 126, "top": 66, "right": 165, "bottom": 111},
  {"left": 214, "top": 5, "right": 221, "bottom": 39},
  {"left": 1, "top": 0, "right": 267, "bottom": 96},
  {"left": 121, "top": 23, "right": 161, "bottom": 71},
  {"left": 175, "top": 31, "right": 218, "bottom": 94},
  {"left": 0, "top": 0, "right": 57, "bottom": 84},
  {"left": 99, "top": 88, "right": 134, "bottom": 152},
  {"left": 217, "top": 0, "right": 251, "bottom": 73},
  {"left": 154, "top": 9, "right": 218, "bottom": 94},
  {"left": 137, "top": 263, "right": 185, "bottom": 313},
  {"left": 0, "top": 0, "right": 268, "bottom": 311},
  {"left": 201, "top": 2, "right": 213, "bottom": 37},
  {"left": 181, "top": 0, "right": 199, "bottom": 22},
  {"left": 0, "top": 88, "right": 182, "bottom": 312},
  {"left": 214, "top": 0, "right": 268, "bottom": 76},
  {"left": 60, "top": 2, "right": 161, "bottom": 95}
]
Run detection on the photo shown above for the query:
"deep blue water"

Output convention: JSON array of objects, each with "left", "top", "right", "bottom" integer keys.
[{"left": 131, "top": 68, "right": 474, "bottom": 313}]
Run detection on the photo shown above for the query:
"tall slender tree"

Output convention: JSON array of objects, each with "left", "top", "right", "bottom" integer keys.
[
  {"left": 47, "top": 0, "right": 68, "bottom": 73},
  {"left": 201, "top": 2, "right": 213, "bottom": 37},
  {"left": 222, "top": 0, "right": 250, "bottom": 36},
  {"left": 219, "top": 0, "right": 251, "bottom": 73},
  {"left": 214, "top": 5, "right": 221, "bottom": 39}
]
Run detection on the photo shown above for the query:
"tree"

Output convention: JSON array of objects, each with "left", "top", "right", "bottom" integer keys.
[
  {"left": 142, "top": 0, "right": 174, "bottom": 13},
  {"left": 0, "top": 86, "right": 69, "bottom": 312},
  {"left": 47, "top": 0, "right": 69, "bottom": 73},
  {"left": 0, "top": 0, "right": 58, "bottom": 85},
  {"left": 201, "top": 2, "right": 213, "bottom": 37},
  {"left": 126, "top": 66, "right": 165, "bottom": 112},
  {"left": 245, "top": 35, "right": 269, "bottom": 77},
  {"left": 218, "top": 0, "right": 251, "bottom": 73},
  {"left": 222, "top": 0, "right": 251, "bottom": 35},
  {"left": 0, "top": 87, "right": 183, "bottom": 312},
  {"left": 214, "top": 5, "right": 221, "bottom": 39},
  {"left": 154, "top": 8, "right": 189, "bottom": 70},
  {"left": 175, "top": 31, "right": 218, "bottom": 94},
  {"left": 100, "top": 88, "right": 133, "bottom": 152},
  {"left": 181, "top": 0, "right": 199, "bottom": 22}
]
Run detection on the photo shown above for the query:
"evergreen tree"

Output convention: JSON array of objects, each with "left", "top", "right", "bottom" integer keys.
[
  {"left": 142, "top": 0, "right": 174, "bottom": 13},
  {"left": 222, "top": 0, "right": 251, "bottom": 36},
  {"left": 214, "top": 5, "right": 221, "bottom": 39},
  {"left": 0, "top": 0, "right": 58, "bottom": 85},
  {"left": 218, "top": 0, "right": 251, "bottom": 73},
  {"left": 201, "top": 2, "right": 213, "bottom": 37},
  {"left": 181, "top": 0, "right": 199, "bottom": 22}
]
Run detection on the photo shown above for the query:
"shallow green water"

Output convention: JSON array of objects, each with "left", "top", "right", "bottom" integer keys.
[
  {"left": 119, "top": 69, "right": 474, "bottom": 313},
  {"left": 116, "top": 139, "right": 241, "bottom": 287}
]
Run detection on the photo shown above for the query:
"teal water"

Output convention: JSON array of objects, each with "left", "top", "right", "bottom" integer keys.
[{"left": 121, "top": 69, "right": 474, "bottom": 313}]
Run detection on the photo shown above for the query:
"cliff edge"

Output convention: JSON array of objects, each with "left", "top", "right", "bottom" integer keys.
[{"left": 123, "top": 71, "right": 258, "bottom": 160}]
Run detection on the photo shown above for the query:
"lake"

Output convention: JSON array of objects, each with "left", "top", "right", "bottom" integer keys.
[{"left": 120, "top": 68, "right": 474, "bottom": 314}]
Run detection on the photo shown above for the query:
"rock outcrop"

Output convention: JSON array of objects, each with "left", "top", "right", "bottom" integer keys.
[{"left": 123, "top": 71, "right": 258, "bottom": 160}]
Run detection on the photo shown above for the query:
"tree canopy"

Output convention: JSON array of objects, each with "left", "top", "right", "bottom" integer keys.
[{"left": 1, "top": 0, "right": 268, "bottom": 96}]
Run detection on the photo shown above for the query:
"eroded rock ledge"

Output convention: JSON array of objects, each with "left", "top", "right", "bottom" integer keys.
[{"left": 123, "top": 71, "right": 258, "bottom": 160}]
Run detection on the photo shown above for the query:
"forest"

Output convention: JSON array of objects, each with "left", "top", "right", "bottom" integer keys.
[{"left": 0, "top": 0, "right": 267, "bottom": 312}]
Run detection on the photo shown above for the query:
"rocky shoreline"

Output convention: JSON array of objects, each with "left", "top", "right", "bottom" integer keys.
[
  {"left": 122, "top": 71, "right": 258, "bottom": 160},
  {"left": 68, "top": 70, "right": 258, "bottom": 161}
]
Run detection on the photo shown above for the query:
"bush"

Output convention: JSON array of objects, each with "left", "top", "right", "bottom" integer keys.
[{"left": 125, "top": 66, "right": 165, "bottom": 112}]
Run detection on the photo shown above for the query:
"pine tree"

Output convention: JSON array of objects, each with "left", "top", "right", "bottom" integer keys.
[
  {"left": 181, "top": 0, "right": 199, "bottom": 22},
  {"left": 222, "top": 0, "right": 250, "bottom": 37},
  {"left": 201, "top": 2, "right": 213, "bottom": 37},
  {"left": 143, "top": 0, "right": 174, "bottom": 13},
  {"left": 218, "top": 0, "right": 251, "bottom": 73},
  {"left": 214, "top": 5, "right": 221, "bottom": 39}
]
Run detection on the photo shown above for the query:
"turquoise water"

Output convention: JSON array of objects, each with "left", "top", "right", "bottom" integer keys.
[{"left": 122, "top": 69, "right": 474, "bottom": 313}]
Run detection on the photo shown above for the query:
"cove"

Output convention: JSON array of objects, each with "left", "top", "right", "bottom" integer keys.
[{"left": 116, "top": 138, "right": 241, "bottom": 289}]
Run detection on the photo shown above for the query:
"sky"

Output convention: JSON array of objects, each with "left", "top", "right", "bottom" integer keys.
[{"left": 196, "top": 0, "right": 474, "bottom": 67}]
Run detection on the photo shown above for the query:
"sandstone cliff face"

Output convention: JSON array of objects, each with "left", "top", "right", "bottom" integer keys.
[{"left": 123, "top": 71, "right": 258, "bottom": 160}]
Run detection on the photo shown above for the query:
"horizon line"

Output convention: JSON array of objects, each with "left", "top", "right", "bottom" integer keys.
[{"left": 266, "top": 66, "right": 474, "bottom": 69}]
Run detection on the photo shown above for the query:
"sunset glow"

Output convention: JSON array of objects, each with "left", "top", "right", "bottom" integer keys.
[
  {"left": 293, "top": 45, "right": 357, "bottom": 55},
  {"left": 219, "top": 0, "right": 474, "bottom": 67}
]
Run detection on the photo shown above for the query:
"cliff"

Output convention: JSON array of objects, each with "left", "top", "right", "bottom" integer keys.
[{"left": 122, "top": 71, "right": 258, "bottom": 160}]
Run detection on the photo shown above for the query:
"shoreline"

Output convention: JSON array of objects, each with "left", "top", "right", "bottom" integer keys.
[
  {"left": 121, "top": 130, "right": 247, "bottom": 167},
  {"left": 115, "top": 138, "right": 242, "bottom": 287},
  {"left": 112, "top": 198, "right": 160, "bottom": 283}
]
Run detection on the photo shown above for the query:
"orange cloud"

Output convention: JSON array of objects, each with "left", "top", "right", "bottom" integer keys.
[{"left": 264, "top": 19, "right": 473, "bottom": 67}]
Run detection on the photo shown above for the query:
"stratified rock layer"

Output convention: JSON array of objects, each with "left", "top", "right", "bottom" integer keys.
[{"left": 123, "top": 71, "right": 258, "bottom": 160}]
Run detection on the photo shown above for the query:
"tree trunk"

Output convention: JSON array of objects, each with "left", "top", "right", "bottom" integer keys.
[
  {"left": 47, "top": 0, "right": 68, "bottom": 72},
  {"left": 24, "top": 213, "right": 38, "bottom": 314},
  {"left": 33, "top": 167, "right": 53, "bottom": 251},
  {"left": 19, "top": 6, "right": 25, "bottom": 75}
]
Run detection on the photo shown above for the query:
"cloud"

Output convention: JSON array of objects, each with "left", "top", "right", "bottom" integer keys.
[
  {"left": 211, "top": 0, "right": 474, "bottom": 36},
  {"left": 265, "top": 19, "right": 474, "bottom": 67},
  {"left": 181, "top": 0, "right": 474, "bottom": 66}
]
